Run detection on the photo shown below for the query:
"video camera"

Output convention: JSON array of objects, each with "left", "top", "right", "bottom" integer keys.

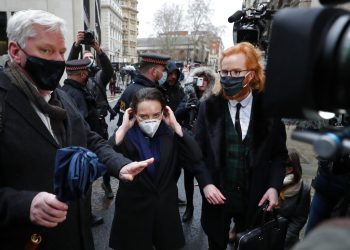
[
  {"left": 263, "top": 0, "right": 350, "bottom": 159},
  {"left": 81, "top": 30, "right": 95, "bottom": 45},
  {"left": 228, "top": 2, "right": 274, "bottom": 51}
]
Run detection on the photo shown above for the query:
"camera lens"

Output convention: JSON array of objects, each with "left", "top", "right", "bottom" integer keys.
[{"left": 264, "top": 7, "right": 350, "bottom": 118}]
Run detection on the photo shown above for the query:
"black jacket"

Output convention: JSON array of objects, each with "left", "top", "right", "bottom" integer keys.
[
  {"left": 0, "top": 72, "right": 131, "bottom": 250},
  {"left": 279, "top": 182, "right": 311, "bottom": 250},
  {"left": 108, "top": 127, "right": 211, "bottom": 250},
  {"left": 195, "top": 92, "right": 288, "bottom": 239}
]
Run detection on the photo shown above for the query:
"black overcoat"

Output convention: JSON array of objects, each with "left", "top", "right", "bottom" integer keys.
[
  {"left": 0, "top": 73, "right": 131, "bottom": 250},
  {"left": 195, "top": 92, "right": 288, "bottom": 239},
  {"left": 108, "top": 126, "right": 210, "bottom": 250}
]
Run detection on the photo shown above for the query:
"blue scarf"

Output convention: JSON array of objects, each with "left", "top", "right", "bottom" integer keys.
[{"left": 127, "top": 122, "right": 169, "bottom": 180}]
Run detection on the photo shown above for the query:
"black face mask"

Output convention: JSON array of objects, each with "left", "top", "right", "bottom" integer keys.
[
  {"left": 20, "top": 47, "right": 65, "bottom": 90},
  {"left": 220, "top": 76, "right": 245, "bottom": 97}
]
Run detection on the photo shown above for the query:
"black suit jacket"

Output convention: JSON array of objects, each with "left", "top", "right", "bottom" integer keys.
[{"left": 0, "top": 72, "right": 131, "bottom": 250}]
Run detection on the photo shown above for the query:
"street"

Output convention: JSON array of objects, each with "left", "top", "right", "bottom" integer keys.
[{"left": 91, "top": 96, "right": 318, "bottom": 250}]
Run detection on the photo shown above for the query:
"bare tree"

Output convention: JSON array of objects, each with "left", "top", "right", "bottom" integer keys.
[
  {"left": 153, "top": 3, "right": 185, "bottom": 58},
  {"left": 186, "top": 0, "right": 221, "bottom": 63}
]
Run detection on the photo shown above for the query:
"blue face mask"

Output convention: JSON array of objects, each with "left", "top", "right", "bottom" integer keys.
[{"left": 158, "top": 71, "right": 168, "bottom": 85}]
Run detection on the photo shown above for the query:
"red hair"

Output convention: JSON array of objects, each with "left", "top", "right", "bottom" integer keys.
[{"left": 213, "top": 42, "right": 265, "bottom": 95}]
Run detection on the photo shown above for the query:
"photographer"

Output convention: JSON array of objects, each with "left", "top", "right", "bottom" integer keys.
[
  {"left": 302, "top": 116, "right": 350, "bottom": 235},
  {"left": 175, "top": 67, "right": 217, "bottom": 222},
  {"left": 67, "top": 31, "right": 115, "bottom": 220}
]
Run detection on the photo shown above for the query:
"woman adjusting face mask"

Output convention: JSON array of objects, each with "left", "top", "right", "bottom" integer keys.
[{"left": 135, "top": 100, "right": 163, "bottom": 138}]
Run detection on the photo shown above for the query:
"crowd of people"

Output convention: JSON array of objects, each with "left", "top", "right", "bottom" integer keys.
[{"left": 1, "top": 8, "right": 350, "bottom": 250}]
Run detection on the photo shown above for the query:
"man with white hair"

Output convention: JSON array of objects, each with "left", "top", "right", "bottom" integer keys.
[{"left": 0, "top": 9, "right": 153, "bottom": 250}]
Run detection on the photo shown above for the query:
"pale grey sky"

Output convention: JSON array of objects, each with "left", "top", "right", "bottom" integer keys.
[{"left": 137, "top": 0, "right": 243, "bottom": 49}]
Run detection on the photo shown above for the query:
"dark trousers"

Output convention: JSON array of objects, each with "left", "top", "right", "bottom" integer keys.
[
  {"left": 103, "top": 173, "right": 111, "bottom": 185},
  {"left": 184, "top": 168, "right": 194, "bottom": 208},
  {"left": 205, "top": 192, "right": 247, "bottom": 250}
]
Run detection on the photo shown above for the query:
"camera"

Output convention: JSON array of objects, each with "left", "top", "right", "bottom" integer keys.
[
  {"left": 262, "top": 1, "right": 350, "bottom": 158},
  {"left": 81, "top": 30, "right": 95, "bottom": 45},
  {"left": 229, "top": 2, "right": 274, "bottom": 51},
  {"left": 186, "top": 76, "right": 204, "bottom": 87}
]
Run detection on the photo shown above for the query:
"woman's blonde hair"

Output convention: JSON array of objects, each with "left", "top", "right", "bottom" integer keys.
[{"left": 212, "top": 42, "right": 265, "bottom": 96}]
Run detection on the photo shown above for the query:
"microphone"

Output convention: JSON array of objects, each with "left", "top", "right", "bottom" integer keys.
[{"left": 228, "top": 10, "right": 244, "bottom": 23}]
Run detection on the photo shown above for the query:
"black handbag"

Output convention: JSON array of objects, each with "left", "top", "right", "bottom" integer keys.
[{"left": 235, "top": 206, "right": 288, "bottom": 250}]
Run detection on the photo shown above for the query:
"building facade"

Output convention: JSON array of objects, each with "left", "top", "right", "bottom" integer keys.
[
  {"left": 101, "top": 0, "right": 123, "bottom": 64},
  {"left": 137, "top": 31, "right": 223, "bottom": 67},
  {"left": 120, "top": 0, "right": 138, "bottom": 64},
  {"left": 0, "top": 0, "right": 101, "bottom": 58}
]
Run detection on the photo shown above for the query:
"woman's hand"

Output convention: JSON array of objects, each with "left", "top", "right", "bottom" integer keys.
[
  {"left": 162, "top": 106, "right": 183, "bottom": 136},
  {"left": 119, "top": 158, "right": 154, "bottom": 181},
  {"left": 115, "top": 108, "right": 136, "bottom": 145},
  {"left": 121, "top": 108, "right": 136, "bottom": 130}
]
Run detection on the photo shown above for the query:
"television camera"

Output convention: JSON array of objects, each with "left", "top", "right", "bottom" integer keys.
[
  {"left": 228, "top": 2, "right": 274, "bottom": 52},
  {"left": 261, "top": 0, "right": 350, "bottom": 159}
]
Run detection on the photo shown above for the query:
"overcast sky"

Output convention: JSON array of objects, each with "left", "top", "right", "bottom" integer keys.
[{"left": 137, "top": 0, "right": 243, "bottom": 49}]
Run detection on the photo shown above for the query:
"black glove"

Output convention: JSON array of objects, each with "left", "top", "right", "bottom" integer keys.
[{"left": 109, "top": 108, "right": 117, "bottom": 121}]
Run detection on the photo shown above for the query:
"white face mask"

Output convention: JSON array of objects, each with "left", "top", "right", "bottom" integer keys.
[
  {"left": 158, "top": 71, "right": 168, "bottom": 85},
  {"left": 138, "top": 119, "right": 161, "bottom": 138}
]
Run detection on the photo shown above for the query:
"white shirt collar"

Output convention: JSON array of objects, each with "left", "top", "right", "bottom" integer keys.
[{"left": 228, "top": 91, "right": 253, "bottom": 108}]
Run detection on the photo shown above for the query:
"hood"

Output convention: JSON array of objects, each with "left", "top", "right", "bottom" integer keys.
[
  {"left": 166, "top": 60, "right": 181, "bottom": 79},
  {"left": 189, "top": 66, "right": 217, "bottom": 101}
]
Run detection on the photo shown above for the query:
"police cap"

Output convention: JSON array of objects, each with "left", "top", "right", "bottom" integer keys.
[
  {"left": 65, "top": 58, "right": 91, "bottom": 71},
  {"left": 140, "top": 53, "right": 170, "bottom": 65}
]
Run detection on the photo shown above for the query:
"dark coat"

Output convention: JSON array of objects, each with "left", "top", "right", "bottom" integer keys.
[
  {"left": 108, "top": 126, "right": 211, "bottom": 250},
  {"left": 0, "top": 73, "right": 131, "bottom": 250},
  {"left": 61, "top": 79, "right": 91, "bottom": 119},
  {"left": 61, "top": 79, "right": 107, "bottom": 138},
  {"left": 159, "top": 81, "right": 185, "bottom": 112},
  {"left": 195, "top": 92, "right": 288, "bottom": 238},
  {"left": 279, "top": 182, "right": 311, "bottom": 250}
]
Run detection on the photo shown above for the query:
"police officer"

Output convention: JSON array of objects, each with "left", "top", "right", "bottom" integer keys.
[
  {"left": 68, "top": 31, "right": 115, "bottom": 200},
  {"left": 112, "top": 53, "right": 170, "bottom": 126},
  {"left": 61, "top": 58, "right": 105, "bottom": 227}
]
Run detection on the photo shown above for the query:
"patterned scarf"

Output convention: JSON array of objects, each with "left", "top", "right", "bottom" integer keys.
[{"left": 4, "top": 56, "right": 67, "bottom": 146}]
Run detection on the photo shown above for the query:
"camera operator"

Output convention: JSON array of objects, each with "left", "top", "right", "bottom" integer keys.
[
  {"left": 302, "top": 115, "right": 350, "bottom": 235},
  {"left": 174, "top": 67, "right": 216, "bottom": 222},
  {"left": 66, "top": 31, "right": 116, "bottom": 224}
]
